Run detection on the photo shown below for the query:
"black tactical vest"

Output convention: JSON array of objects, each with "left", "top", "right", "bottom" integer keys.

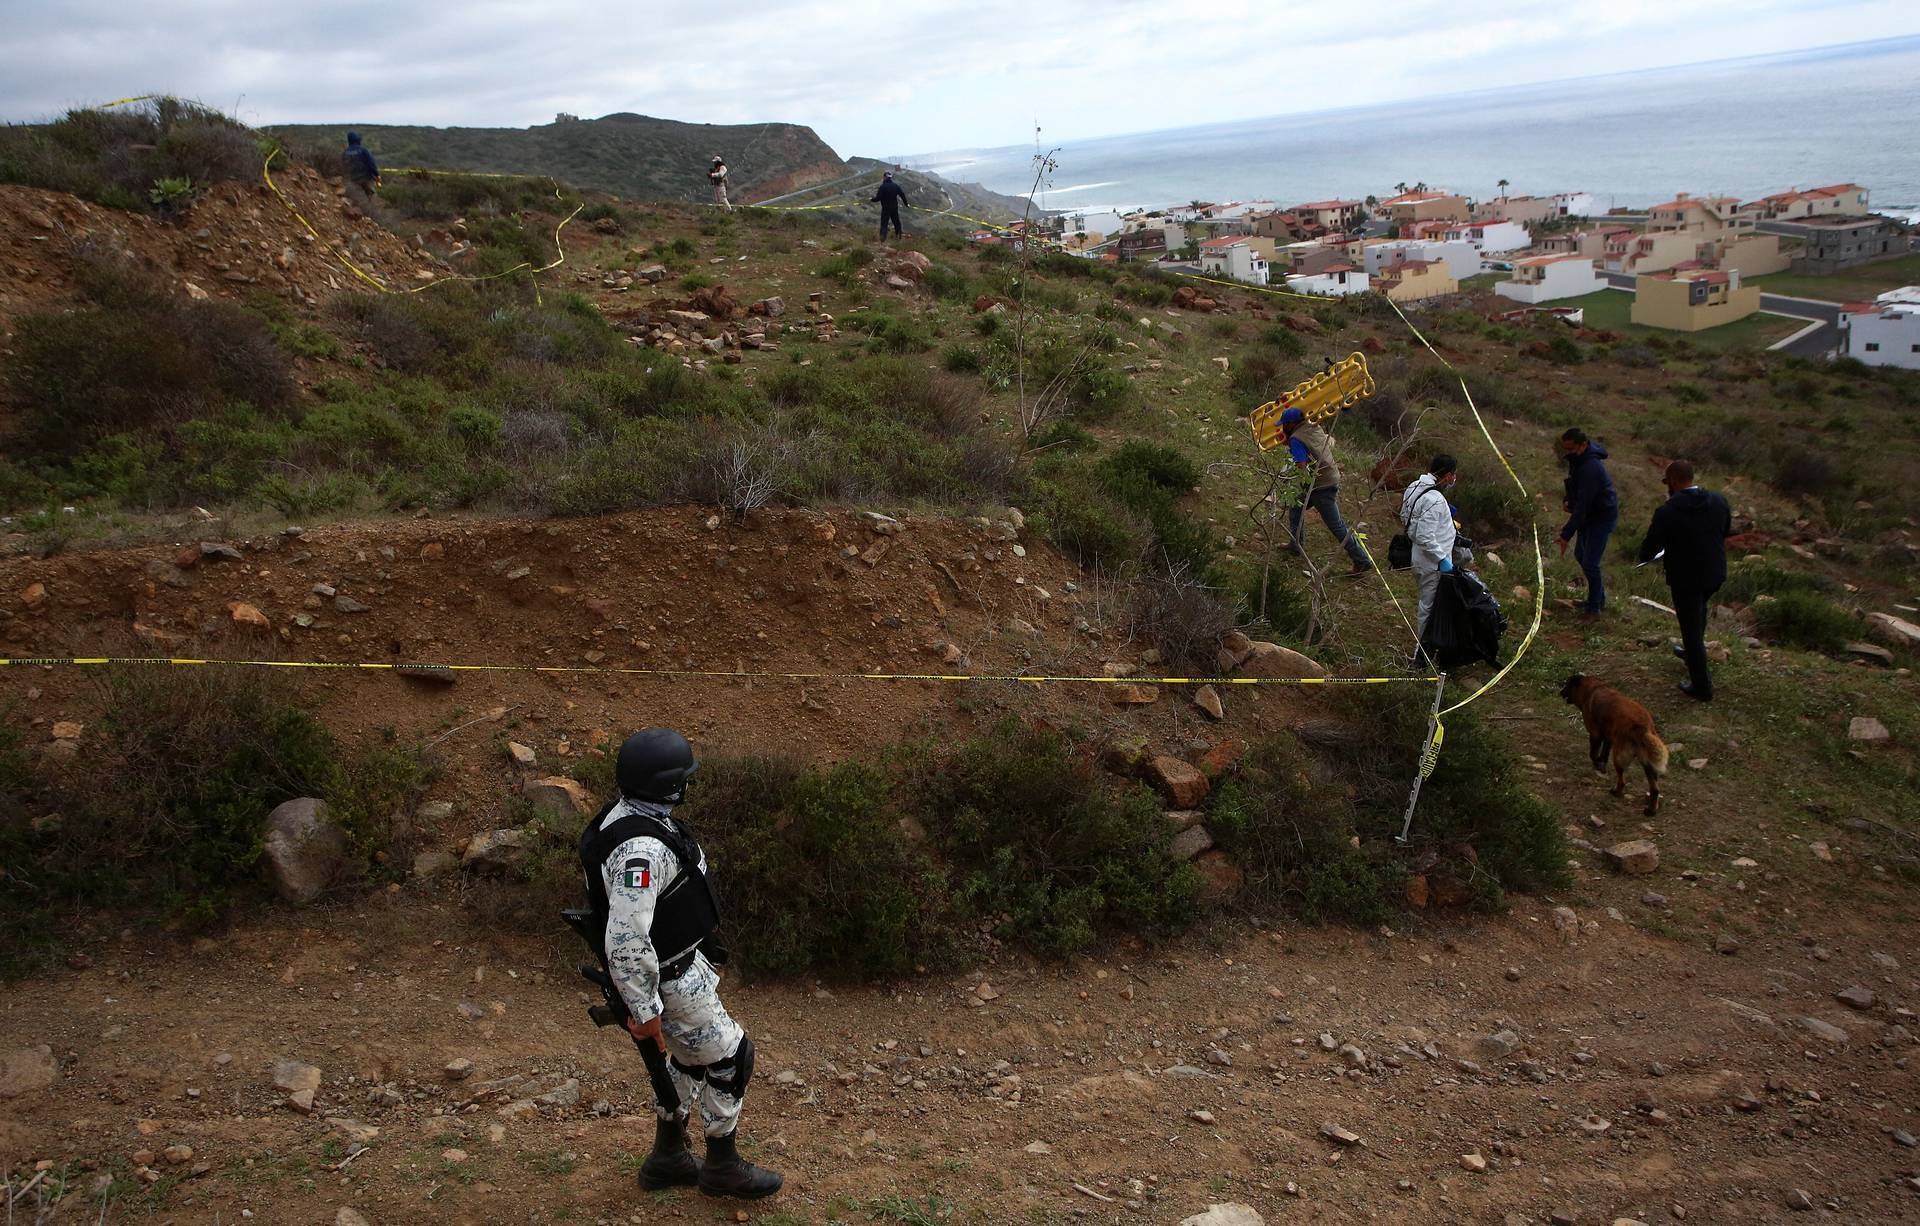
[{"left": 578, "top": 801, "right": 721, "bottom": 975}]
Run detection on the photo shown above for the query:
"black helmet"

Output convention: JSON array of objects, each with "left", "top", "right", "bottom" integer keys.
[{"left": 616, "top": 728, "right": 698, "bottom": 802}]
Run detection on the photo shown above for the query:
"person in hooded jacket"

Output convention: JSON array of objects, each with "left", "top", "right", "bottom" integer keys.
[
  {"left": 1557, "top": 428, "right": 1618, "bottom": 616},
  {"left": 1638, "top": 460, "right": 1732, "bottom": 701},
  {"left": 873, "top": 171, "right": 907, "bottom": 239},
  {"left": 1401, "top": 454, "right": 1461, "bottom": 639},
  {"left": 342, "top": 131, "right": 379, "bottom": 204},
  {"left": 579, "top": 728, "right": 782, "bottom": 1200}
]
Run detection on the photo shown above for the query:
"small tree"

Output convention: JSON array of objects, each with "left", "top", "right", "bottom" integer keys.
[{"left": 1497, "top": 177, "right": 1510, "bottom": 198}]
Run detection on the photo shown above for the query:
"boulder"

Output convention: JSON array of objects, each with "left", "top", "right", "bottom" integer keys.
[
  {"left": 884, "top": 274, "right": 914, "bottom": 291},
  {"left": 688, "top": 285, "right": 739, "bottom": 319},
  {"left": 1181, "top": 1205, "right": 1265, "bottom": 1226},
  {"left": 1865, "top": 611, "right": 1920, "bottom": 651},
  {"left": 636, "top": 264, "right": 668, "bottom": 284},
  {"left": 523, "top": 776, "right": 593, "bottom": 819},
  {"left": 1192, "top": 850, "right": 1244, "bottom": 901},
  {"left": 0, "top": 1046, "right": 57, "bottom": 1098},
  {"left": 1168, "top": 825, "right": 1214, "bottom": 861},
  {"left": 272, "top": 1060, "right": 323, "bottom": 1094},
  {"left": 462, "top": 828, "right": 534, "bottom": 875},
  {"left": 1111, "top": 683, "right": 1160, "bottom": 706},
  {"left": 1238, "top": 641, "right": 1327, "bottom": 680},
  {"left": 896, "top": 250, "right": 932, "bottom": 275},
  {"left": 1101, "top": 733, "right": 1151, "bottom": 774},
  {"left": 411, "top": 850, "right": 459, "bottom": 880},
  {"left": 1848, "top": 717, "right": 1890, "bottom": 743},
  {"left": 261, "top": 799, "right": 346, "bottom": 905},
  {"left": 229, "top": 601, "right": 270, "bottom": 629},
  {"left": 1193, "top": 685, "right": 1225, "bottom": 721},
  {"left": 1146, "top": 756, "right": 1210, "bottom": 807},
  {"left": 1602, "top": 839, "right": 1660, "bottom": 876}
]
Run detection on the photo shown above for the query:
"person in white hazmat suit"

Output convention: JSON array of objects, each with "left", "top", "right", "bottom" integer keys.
[{"left": 1401, "top": 453, "right": 1462, "bottom": 643}]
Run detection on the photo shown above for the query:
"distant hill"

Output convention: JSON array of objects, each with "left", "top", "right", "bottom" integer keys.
[
  {"left": 266, "top": 112, "right": 847, "bottom": 204},
  {"left": 760, "top": 158, "right": 1036, "bottom": 226}
]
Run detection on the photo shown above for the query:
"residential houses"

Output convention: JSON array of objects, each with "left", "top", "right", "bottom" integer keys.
[
  {"left": 1646, "top": 193, "right": 1753, "bottom": 239},
  {"left": 1715, "top": 233, "right": 1790, "bottom": 278},
  {"left": 1381, "top": 190, "right": 1469, "bottom": 226},
  {"left": 1552, "top": 191, "right": 1598, "bottom": 219},
  {"left": 1285, "top": 263, "right": 1370, "bottom": 297},
  {"left": 1741, "top": 183, "right": 1870, "bottom": 222},
  {"left": 1838, "top": 287, "right": 1920, "bottom": 370},
  {"left": 1291, "top": 199, "right": 1366, "bottom": 230},
  {"left": 1536, "top": 228, "right": 1621, "bottom": 262},
  {"left": 1779, "top": 214, "right": 1905, "bottom": 272},
  {"left": 1373, "top": 258, "right": 1457, "bottom": 303},
  {"left": 1495, "top": 254, "right": 1602, "bottom": 304},
  {"left": 1279, "top": 241, "right": 1345, "bottom": 278},
  {"left": 1631, "top": 268, "right": 1760, "bottom": 332},
  {"left": 1472, "top": 194, "right": 1560, "bottom": 227},
  {"left": 1362, "top": 238, "right": 1481, "bottom": 281},
  {"left": 1442, "top": 218, "right": 1531, "bottom": 255},
  {"left": 1116, "top": 229, "right": 1169, "bottom": 262},
  {"left": 1197, "top": 235, "right": 1269, "bottom": 286}
]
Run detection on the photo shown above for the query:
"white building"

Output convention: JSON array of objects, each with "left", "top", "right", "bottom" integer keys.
[
  {"left": 1285, "top": 264, "right": 1370, "bottom": 297},
  {"left": 1494, "top": 254, "right": 1603, "bottom": 304},
  {"left": 1443, "top": 218, "right": 1532, "bottom": 256},
  {"left": 1197, "top": 235, "right": 1269, "bottom": 286},
  {"left": 1364, "top": 238, "right": 1481, "bottom": 281},
  {"left": 1839, "top": 287, "right": 1920, "bottom": 370},
  {"left": 1553, "top": 191, "right": 1597, "bottom": 219}
]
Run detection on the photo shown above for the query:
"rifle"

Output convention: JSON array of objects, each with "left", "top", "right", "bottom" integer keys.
[{"left": 560, "top": 907, "right": 683, "bottom": 1115}]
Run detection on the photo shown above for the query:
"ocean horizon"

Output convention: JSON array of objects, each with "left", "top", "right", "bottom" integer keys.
[{"left": 900, "top": 36, "right": 1920, "bottom": 227}]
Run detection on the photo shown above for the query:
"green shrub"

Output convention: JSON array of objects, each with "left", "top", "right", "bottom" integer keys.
[
  {"left": 1449, "top": 476, "right": 1534, "bottom": 539},
  {"left": 942, "top": 344, "right": 983, "bottom": 374},
  {"left": 1753, "top": 589, "right": 1855, "bottom": 653},
  {"left": 1094, "top": 441, "right": 1216, "bottom": 576},
  {"left": 8, "top": 297, "right": 292, "bottom": 452},
  {"left": 1720, "top": 560, "right": 1832, "bottom": 604},
  {"left": 0, "top": 98, "right": 260, "bottom": 211}
]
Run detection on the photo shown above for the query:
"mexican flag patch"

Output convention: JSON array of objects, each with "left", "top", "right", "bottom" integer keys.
[{"left": 621, "top": 857, "right": 651, "bottom": 890}]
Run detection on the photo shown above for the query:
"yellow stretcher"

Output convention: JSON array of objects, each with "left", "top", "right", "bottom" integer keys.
[{"left": 1249, "top": 352, "right": 1376, "bottom": 451}]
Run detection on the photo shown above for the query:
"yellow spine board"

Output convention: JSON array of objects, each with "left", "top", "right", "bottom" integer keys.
[{"left": 1249, "top": 351, "right": 1377, "bottom": 451}]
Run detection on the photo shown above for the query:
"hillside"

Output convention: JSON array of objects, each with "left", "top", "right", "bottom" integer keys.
[
  {"left": 3, "top": 109, "right": 1920, "bottom": 1224},
  {"left": 268, "top": 112, "right": 846, "bottom": 204}
]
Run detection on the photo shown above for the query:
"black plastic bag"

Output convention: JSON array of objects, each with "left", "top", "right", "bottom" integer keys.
[{"left": 1420, "top": 569, "right": 1506, "bottom": 670}]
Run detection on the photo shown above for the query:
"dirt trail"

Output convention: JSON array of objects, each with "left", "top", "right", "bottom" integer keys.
[{"left": 1, "top": 875, "right": 1915, "bottom": 1225}]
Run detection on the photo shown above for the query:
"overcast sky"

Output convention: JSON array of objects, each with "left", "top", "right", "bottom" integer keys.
[{"left": 4, "top": 1, "right": 1918, "bottom": 157}]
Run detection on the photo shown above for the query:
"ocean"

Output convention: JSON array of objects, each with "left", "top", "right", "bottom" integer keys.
[{"left": 902, "top": 37, "right": 1920, "bottom": 230}]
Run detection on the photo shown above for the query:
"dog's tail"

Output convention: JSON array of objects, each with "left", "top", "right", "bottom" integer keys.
[{"left": 1618, "top": 727, "right": 1669, "bottom": 776}]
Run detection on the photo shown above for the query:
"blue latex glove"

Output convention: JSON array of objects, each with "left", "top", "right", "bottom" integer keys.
[{"left": 1438, "top": 557, "right": 1454, "bottom": 573}]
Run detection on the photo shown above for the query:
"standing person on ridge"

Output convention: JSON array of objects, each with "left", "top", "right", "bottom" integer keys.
[
  {"left": 1637, "top": 460, "right": 1732, "bottom": 701},
  {"left": 576, "top": 728, "right": 782, "bottom": 1200},
  {"left": 873, "top": 171, "right": 907, "bottom": 240},
  {"left": 1279, "top": 407, "right": 1372, "bottom": 577},
  {"left": 342, "top": 131, "right": 380, "bottom": 205},
  {"left": 1557, "top": 427, "right": 1619, "bottom": 617},
  {"left": 708, "top": 156, "right": 732, "bottom": 210}
]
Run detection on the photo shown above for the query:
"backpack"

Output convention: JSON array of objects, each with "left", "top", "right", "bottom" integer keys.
[{"left": 1389, "top": 486, "right": 1443, "bottom": 571}]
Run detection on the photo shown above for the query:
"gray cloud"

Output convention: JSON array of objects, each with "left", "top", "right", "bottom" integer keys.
[{"left": 3, "top": 0, "right": 1914, "bottom": 157}]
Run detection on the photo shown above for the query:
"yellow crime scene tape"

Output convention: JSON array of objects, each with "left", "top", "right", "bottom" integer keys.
[
  {"left": 46, "top": 100, "right": 1552, "bottom": 824},
  {"left": 258, "top": 150, "right": 582, "bottom": 302},
  {"left": 0, "top": 655, "right": 1438, "bottom": 688}
]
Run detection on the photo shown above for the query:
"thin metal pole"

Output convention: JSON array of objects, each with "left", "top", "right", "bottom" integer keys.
[{"left": 1396, "top": 673, "right": 1447, "bottom": 844}]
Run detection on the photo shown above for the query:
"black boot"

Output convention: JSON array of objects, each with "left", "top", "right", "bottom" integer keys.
[
  {"left": 638, "top": 1115, "right": 700, "bottom": 1191},
  {"left": 699, "top": 1129, "right": 783, "bottom": 1199}
]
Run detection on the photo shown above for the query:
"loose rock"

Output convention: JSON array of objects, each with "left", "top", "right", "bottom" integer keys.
[{"left": 261, "top": 799, "right": 346, "bottom": 905}]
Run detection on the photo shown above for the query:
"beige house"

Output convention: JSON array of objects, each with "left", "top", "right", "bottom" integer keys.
[
  {"left": 1740, "top": 182, "right": 1870, "bottom": 221},
  {"left": 1290, "top": 199, "right": 1365, "bottom": 230},
  {"left": 1646, "top": 193, "right": 1752, "bottom": 239},
  {"left": 1473, "top": 194, "right": 1559, "bottom": 226},
  {"left": 1374, "top": 258, "right": 1458, "bottom": 302},
  {"left": 1715, "top": 232, "right": 1790, "bottom": 278},
  {"left": 1631, "top": 269, "right": 1761, "bottom": 332},
  {"left": 1383, "top": 191, "right": 1469, "bottom": 226},
  {"left": 1605, "top": 229, "right": 1704, "bottom": 275},
  {"left": 1536, "top": 229, "right": 1611, "bottom": 261}
]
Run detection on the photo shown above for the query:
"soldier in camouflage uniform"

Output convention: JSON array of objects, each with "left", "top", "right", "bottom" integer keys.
[{"left": 579, "top": 728, "right": 782, "bottom": 1200}]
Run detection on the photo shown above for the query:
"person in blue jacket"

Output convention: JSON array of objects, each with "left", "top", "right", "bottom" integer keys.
[
  {"left": 1557, "top": 428, "right": 1618, "bottom": 616},
  {"left": 343, "top": 131, "right": 380, "bottom": 204}
]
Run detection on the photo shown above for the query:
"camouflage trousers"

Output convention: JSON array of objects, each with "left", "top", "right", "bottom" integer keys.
[{"left": 658, "top": 953, "right": 749, "bottom": 1137}]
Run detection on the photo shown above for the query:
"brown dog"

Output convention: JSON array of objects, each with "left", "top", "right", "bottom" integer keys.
[{"left": 1560, "top": 674, "right": 1669, "bottom": 815}]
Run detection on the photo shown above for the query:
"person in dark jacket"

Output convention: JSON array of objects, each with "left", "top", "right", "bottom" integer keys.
[
  {"left": 1637, "top": 459, "right": 1732, "bottom": 701},
  {"left": 1558, "top": 428, "right": 1618, "bottom": 616},
  {"left": 873, "top": 171, "right": 907, "bottom": 240},
  {"left": 342, "top": 131, "right": 380, "bottom": 204}
]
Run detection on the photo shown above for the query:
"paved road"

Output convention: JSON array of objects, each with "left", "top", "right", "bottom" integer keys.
[{"left": 1596, "top": 272, "right": 1840, "bottom": 356}]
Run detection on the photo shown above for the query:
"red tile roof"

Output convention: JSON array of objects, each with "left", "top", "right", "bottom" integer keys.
[
  {"left": 1198, "top": 236, "right": 1247, "bottom": 249},
  {"left": 1294, "top": 199, "right": 1359, "bottom": 210}
]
